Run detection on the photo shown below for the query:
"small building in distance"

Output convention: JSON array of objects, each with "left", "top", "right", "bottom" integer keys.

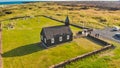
[{"left": 40, "top": 16, "right": 73, "bottom": 47}]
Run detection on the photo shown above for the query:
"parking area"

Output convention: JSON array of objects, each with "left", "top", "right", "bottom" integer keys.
[{"left": 91, "top": 27, "right": 120, "bottom": 43}]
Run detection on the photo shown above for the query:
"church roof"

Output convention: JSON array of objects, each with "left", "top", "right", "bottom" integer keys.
[{"left": 41, "top": 25, "right": 72, "bottom": 40}]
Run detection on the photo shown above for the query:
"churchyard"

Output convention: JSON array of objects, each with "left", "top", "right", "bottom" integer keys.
[
  {"left": 2, "top": 16, "right": 103, "bottom": 68},
  {"left": 0, "top": 2, "right": 120, "bottom": 68}
]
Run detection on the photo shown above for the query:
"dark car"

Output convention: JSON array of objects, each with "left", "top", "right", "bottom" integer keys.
[{"left": 115, "top": 33, "right": 120, "bottom": 38}]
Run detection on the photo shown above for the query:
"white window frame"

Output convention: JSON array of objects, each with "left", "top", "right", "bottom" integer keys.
[
  {"left": 44, "top": 38, "right": 46, "bottom": 43},
  {"left": 67, "top": 35, "right": 70, "bottom": 40},
  {"left": 51, "top": 38, "right": 54, "bottom": 43},
  {"left": 59, "top": 36, "right": 62, "bottom": 42}
]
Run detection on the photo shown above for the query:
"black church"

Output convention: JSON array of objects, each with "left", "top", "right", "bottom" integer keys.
[{"left": 40, "top": 16, "right": 73, "bottom": 47}]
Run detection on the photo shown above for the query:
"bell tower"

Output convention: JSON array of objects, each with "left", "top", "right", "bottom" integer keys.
[{"left": 65, "top": 16, "right": 70, "bottom": 26}]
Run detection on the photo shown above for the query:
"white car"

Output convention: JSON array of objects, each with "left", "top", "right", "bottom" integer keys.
[{"left": 113, "top": 26, "right": 120, "bottom": 31}]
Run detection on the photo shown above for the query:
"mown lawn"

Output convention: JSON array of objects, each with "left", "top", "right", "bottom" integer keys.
[
  {"left": 65, "top": 42, "right": 120, "bottom": 68},
  {"left": 2, "top": 16, "right": 102, "bottom": 68}
]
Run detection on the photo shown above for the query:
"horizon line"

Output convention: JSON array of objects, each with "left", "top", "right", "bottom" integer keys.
[{"left": 0, "top": 0, "right": 120, "bottom": 2}]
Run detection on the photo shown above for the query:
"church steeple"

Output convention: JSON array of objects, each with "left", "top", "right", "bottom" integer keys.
[{"left": 65, "top": 16, "right": 70, "bottom": 26}]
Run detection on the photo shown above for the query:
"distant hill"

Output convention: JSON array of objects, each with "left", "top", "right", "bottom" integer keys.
[{"left": 56, "top": 1, "right": 120, "bottom": 10}]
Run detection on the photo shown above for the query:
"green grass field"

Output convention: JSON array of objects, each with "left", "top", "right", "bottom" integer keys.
[
  {"left": 2, "top": 16, "right": 102, "bottom": 68},
  {"left": 1, "top": 2, "right": 120, "bottom": 68},
  {"left": 1, "top": 2, "right": 120, "bottom": 29},
  {"left": 65, "top": 42, "right": 120, "bottom": 68}
]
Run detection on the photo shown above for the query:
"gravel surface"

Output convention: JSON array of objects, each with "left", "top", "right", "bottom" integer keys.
[{"left": 91, "top": 27, "right": 120, "bottom": 43}]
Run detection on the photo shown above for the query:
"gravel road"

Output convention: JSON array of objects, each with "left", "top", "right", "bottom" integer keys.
[{"left": 91, "top": 27, "right": 120, "bottom": 43}]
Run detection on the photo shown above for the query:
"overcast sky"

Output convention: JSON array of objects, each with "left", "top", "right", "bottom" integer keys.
[{"left": 0, "top": 0, "right": 119, "bottom": 2}]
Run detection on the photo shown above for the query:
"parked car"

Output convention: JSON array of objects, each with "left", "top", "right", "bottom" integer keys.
[
  {"left": 113, "top": 26, "right": 120, "bottom": 31},
  {"left": 115, "top": 33, "right": 120, "bottom": 38}
]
